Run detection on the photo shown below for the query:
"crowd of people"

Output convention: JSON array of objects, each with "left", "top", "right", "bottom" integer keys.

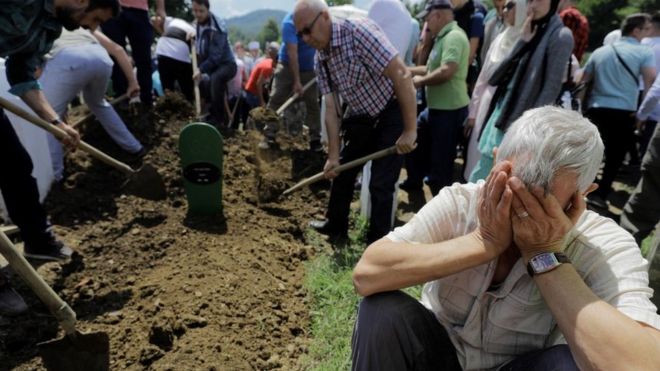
[{"left": 1, "top": 0, "right": 660, "bottom": 369}]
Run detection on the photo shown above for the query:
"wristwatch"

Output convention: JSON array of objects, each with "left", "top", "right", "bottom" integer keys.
[
  {"left": 526, "top": 252, "right": 570, "bottom": 277},
  {"left": 50, "top": 117, "right": 64, "bottom": 126}
]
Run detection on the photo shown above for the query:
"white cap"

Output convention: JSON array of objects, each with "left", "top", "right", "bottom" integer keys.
[
  {"left": 267, "top": 41, "right": 280, "bottom": 51},
  {"left": 248, "top": 41, "right": 260, "bottom": 50}
]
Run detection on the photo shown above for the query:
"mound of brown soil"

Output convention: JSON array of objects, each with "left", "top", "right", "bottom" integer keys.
[{"left": 1, "top": 93, "right": 329, "bottom": 370}]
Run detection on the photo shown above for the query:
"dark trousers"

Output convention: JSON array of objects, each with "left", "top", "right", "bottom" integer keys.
[
  {"left": 199, "top": 62, "right": 237, "bottom": 127},
  {"left": 352, "top": 291, "right": 579, "bottom": 371},
  {"left": 102, "top": 7, "right": 153, "bottom": 105},
  {"left": 586, "top": 107, "right": 636, "bottom": 198},
  {"left": 157, "top": 55, "right": 194, "bottom": 102},
  {"left": 406, "top": 107, "right": 468, "bottom": 195},
  {"left": 621, "top": 122, "right": 660, "bottom": 244},
  {"left": 0, "top": 110, "right": 50, "bottom": 247},
  {"left": 326, "top": 102, "right": 404, "bottom": 243}
]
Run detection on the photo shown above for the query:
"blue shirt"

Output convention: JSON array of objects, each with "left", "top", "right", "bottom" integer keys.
[
  {"left": 278, "top": 13, "right": 316, "bottom": 71},
  {"left": 584, "top": 37, "right": 656, "bottom": 111}
]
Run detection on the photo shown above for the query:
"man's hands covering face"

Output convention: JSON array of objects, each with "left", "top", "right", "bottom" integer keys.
[
  {"left": 476, "top": 161, "right": 514, "bottom": 258},
  {"left": 508, "top": 177, "right": 585, "bottom": 261}
]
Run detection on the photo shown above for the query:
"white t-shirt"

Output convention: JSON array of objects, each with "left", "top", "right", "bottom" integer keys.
[
  {"left": 227, "top": 58, "right": 245, "bottom": 99},
  {"left": 367, "top": 0, "right": 411, "bottom": 59},
  {"left": 387, "top": 181, "right": 660, "bottom": 370},
  {"left": 156, "top": 17, "right": 195, "bottom": 63}
]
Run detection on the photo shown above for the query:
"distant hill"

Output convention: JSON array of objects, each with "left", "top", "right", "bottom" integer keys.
[{"left": 225, "top": 9, "right": 287, "bottom": 42}]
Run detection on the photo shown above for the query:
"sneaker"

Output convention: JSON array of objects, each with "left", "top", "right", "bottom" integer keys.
[
  {"left": 0, "top": 275, "right": 28, "bottom": 316},
  {"left": 23, "top": 230, "right": 73, "bottom": 262}
]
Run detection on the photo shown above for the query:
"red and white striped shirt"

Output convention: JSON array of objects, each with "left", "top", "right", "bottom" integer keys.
[{"left": 315, "top": 18, "right": 398, "bottom": 118}]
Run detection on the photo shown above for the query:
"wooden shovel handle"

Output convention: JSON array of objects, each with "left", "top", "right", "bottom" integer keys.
[
  {"left": 283, "top": 146, "right": 398, "bottom": 195},
  {"left": 275, "top": 78, "right": 317, "bottom": 116},
  {"left": 0, "top": 96, "right": 135, "bottom": 174},
  {"left": 0, "top": 231, "right": 77, "bottom": 335},
  {"left": 191, "top": 42, "right": 202, "bottom": 118}
]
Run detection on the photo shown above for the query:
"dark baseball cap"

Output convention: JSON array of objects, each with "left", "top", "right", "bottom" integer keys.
[{"left": 416, "top": 0, "right": 454, "bottom": 19}]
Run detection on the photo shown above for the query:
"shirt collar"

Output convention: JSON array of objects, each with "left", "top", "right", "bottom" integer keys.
[{"left": 434, "top": 21, "right": 457, "bottom": 42}]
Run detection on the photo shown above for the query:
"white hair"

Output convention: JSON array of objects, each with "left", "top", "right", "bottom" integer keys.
[
  {"left": 295, "top": 0, "right": 329, "bottom": 14},
  {"left": 495, "top": 106, "right": 604, "bottom": 193}
]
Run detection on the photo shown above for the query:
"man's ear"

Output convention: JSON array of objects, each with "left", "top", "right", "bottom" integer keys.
[{"left": 583, "top": 183, "right": 598, "bottom": 196}]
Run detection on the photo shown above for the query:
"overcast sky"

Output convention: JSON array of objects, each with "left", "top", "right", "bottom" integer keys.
[{"left": 209, "top": 0, "right": 421, "bottom": 18}]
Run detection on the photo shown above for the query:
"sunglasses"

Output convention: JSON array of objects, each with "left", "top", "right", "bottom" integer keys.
[
  {"left": 297, "top": 11, "right": 323, "bottom": 38},
  {"left": 504, "top": 2, "right": 516, "bottom": 10}
]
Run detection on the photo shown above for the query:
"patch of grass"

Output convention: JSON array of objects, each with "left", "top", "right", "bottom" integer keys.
[
  {"left": 301, "top": 211, "right": 424, "bottom": 369},
  {"left": 641, "top": 231, "right": 656, "bottom": 260}
]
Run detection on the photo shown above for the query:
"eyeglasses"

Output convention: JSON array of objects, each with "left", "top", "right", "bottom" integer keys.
[
  {"left": 296, "top": 11, "right": 323, "bottom": 38},
  {"left": 504, "top": 2, "right": 516, "bottom": 11}
]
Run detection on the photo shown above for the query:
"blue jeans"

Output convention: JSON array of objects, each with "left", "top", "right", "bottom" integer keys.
[
  {"left": 102, "top": 7, "right": 153, "bottom": 105},
  {"left": 352, "top": 291, "right": 579, "bottom": 371},
  {"left": 405, "top": 107, "right": 468, "bottom": 194}
]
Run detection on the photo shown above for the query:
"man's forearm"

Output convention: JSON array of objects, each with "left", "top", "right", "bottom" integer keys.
[
  {"left": 531, "top": 263, "right": 660, "bottom": 370},
  {"left": 409, "top": 65, "right": 427, "bottom": 76},
  {"left": 389, "top": 59, "right": 417, "bottom": 132},
  {"left": 353, "top": 232, "right": 495, "bottom": 296},
  {"left": 20, "top": 89, "right": 60, "bottom": 121},
  {"left": 419, "top": 63, "right": 457, "bottom": 86},
  {"left": 286, "top": 45, "right": 302, "bottom": 84},
  {"left": 324, "top": 96, "right": 341, "bottom": 160}
]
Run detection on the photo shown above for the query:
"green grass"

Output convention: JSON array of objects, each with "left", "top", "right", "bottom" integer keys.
[
  {"left": 301, "top": 212, "right": 423, "bottom": 370},
  {"left": 641, "top": 231, "right": 657, "bottom": 260}
]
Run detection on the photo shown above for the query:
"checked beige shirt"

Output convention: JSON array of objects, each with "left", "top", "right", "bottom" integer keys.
[{"left": 387, "top": 181, "right": 660, "bottom": 370}]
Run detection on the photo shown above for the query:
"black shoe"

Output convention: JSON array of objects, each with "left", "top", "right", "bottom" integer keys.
[
  {"left": 309, "top": 220, "right": 347, "bottom": 239},
  {"left": 399, "top": 179, "right": 422, "bottom": 192},
  {"left": 0, "top": 275, "right": 28, "bottom": 316},
  {"left": 310, "top": 140, "right": 323, "bottom": 153},
  {"left": 23, "top": 230, "right": 73, "bottom": 262}
]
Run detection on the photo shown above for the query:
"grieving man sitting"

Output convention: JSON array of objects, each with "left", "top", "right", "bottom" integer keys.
[{"left": 351, "top": 106, "right": 660, "bottom": 371}]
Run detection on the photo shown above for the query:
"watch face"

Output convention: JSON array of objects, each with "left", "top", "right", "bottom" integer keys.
[{"left": 531, "top": 253, "right": 559, "bottom": 272}]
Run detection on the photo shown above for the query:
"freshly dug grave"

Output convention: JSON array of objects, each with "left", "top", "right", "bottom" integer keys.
[{"left": 0, "top": 93, "right": 329, "bottom": 370}]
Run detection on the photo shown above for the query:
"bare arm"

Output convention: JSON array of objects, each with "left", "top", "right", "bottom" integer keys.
[
  {"left": 20, "top": 89, "right": 80, "bottom": 148},
  {"left": 354, "top": 161, "right": 514, "bottom": 296},
  {"left": 286, "top": 44, "right": 303, "bottom": 95},
  {"left": 408, "top": 65, "right": 427, "bottom": 76},
  {"left": 414, "top": 62, "right": 458, "bottom": 87},
  {"left": 641, "top": 66, "right": 657, "bottom": 102},
  {"left": 321, "top": 92, "right": 342, "bottom": 179},
  {"left": 509, "top": 178, "right": 660, "bottom": 371},
  {"left": 383, "top": 56, "right": 417, "bottom": 154},
  {"left": 155, "top": 0, "right": 166, "bottom": 19},
  {"left": 93, "top": 30, "right": 139, "bottom": 97}
]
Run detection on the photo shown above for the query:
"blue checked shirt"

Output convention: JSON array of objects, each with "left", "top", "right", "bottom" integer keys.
[
  {"left": 315, "top": 18, "right": 398, "bottom": 118},
  {"left": 0, "top": 0, "right": 62, "bottom": 96}
]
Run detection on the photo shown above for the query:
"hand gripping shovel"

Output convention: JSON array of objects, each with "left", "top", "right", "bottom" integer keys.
[
  {"left": 283, "top": 145, "right": 398, "bottom": 195},
  {"left": 0, "top": 96, "right": 166, "bottom": 200},
  {"left": 0, "top": 231, "right": 109, "bottom": 371}
]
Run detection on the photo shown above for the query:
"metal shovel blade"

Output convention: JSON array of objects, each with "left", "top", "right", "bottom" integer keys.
[
  {"left": 38, "top": 330, "right": 110, "bottom": 371},
  {"left": 122, "top": 163, "right": 167, "bottom": 200}
]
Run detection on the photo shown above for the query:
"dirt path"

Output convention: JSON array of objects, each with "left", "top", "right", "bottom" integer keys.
[{"left": 0, "top": 94, "right": 328, "bottom": 370}]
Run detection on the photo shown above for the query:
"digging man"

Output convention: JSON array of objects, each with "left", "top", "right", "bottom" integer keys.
[
  {"left": 296, "top": 0, "right": 418, "bottom": 244},
  {"left": 0, "top": 0, "right": 118, "bottom": 316}
]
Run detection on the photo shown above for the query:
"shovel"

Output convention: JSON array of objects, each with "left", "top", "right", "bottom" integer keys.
[
  {"left": 0, "top": 231, "right": 109, "bottom": 371},
  {"left": 0, "top": 96, "right": 167, "bottom": 200},
  {"left": 283, "top": 145, "right": 398, "bottom": 195}
]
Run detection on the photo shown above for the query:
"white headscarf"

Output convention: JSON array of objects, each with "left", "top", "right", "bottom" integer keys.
[{"left": 488, "top": 0, "right": 527, "bottom": 65}]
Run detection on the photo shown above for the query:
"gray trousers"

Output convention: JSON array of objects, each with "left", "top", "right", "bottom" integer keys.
[
  {"left": 40, "top": 44, "right": 143, "bottom": 180},
  {"left": 621, "top": 122, "right": 660, "bottom": 245},
  {"left": 265, "top": 62, "right": 320, "bottom": 142}
]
